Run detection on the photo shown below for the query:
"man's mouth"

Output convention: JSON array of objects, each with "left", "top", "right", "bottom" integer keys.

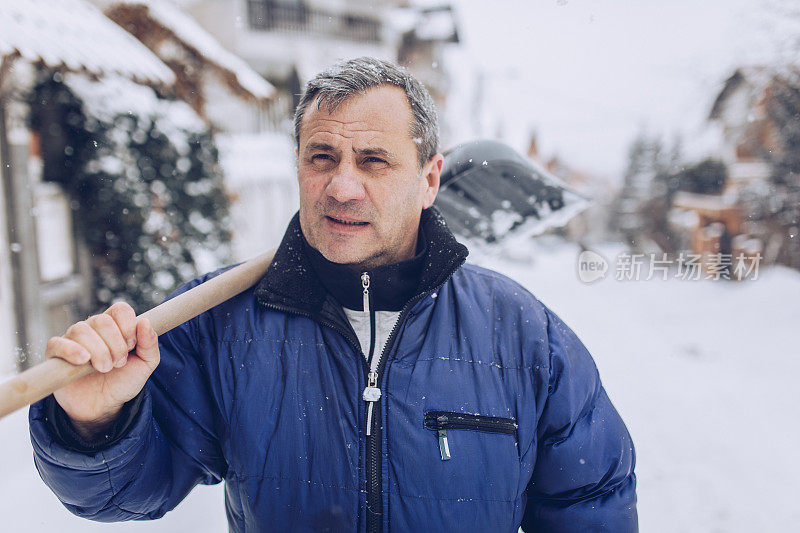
[{"left": 326, "top": 216, "right": 369, "bottom": 226}]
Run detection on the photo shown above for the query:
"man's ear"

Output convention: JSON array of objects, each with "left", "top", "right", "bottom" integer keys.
[{"left": 421, "top": 153, "right": 443, "bottom": 209}]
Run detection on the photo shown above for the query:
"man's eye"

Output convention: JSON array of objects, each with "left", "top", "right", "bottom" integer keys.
[
  {"left": 364, "top": 157, "right": 388, "bottom": 166},
  {"left": 312, "top": 154, "right": 332, "bottom": 161}
]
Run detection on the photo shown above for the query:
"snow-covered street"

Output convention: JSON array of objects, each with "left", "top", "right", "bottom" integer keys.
[{"left": 1, "top": 242, "right": 798, "bottom": 531}]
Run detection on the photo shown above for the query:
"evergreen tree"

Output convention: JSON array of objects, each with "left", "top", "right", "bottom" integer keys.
[{"left": 611, "top": 132, "right": 682, "bottom": 252}]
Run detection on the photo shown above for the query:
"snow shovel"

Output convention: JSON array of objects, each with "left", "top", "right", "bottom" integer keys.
[
  {"left": 435, "top": 139, "right": 588, "bottom": 245},
  {"left": 0, "top": 140, "right": 587, "bottom": 420}
]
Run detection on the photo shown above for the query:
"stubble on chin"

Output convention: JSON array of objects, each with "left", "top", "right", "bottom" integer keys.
[{"left": 321, "top": 232, "right": 387, "bottom": 270}]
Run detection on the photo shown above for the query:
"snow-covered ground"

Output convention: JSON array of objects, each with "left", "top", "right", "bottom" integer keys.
[{"left": 1, "top": 241, "right": 798, "bottom": 531}]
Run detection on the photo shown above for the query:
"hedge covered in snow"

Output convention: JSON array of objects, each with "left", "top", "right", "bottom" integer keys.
[{"left": 28, "top": 70, "right": 233, "bottom": 313}]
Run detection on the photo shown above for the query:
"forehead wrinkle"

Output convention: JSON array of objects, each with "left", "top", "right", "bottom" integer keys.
[
  {"left": 312, "top": 117, "right": 379, "bottom": 132},
  {"left": 313, "top": 113, "right": 398, "bottom": 134},
  {"left": 304, "top": 123, "right": 393, "bottom": 150}
]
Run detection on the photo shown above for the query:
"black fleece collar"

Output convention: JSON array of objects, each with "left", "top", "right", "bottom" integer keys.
[
  {"left": 303, "top": 225, "right": 428, "bottom": 312},
  {"left": 255, "top": 206, "right": 468, "bottom": 318}
]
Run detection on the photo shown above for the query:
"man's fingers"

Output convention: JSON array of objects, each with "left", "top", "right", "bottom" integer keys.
[
  {"left": 65, "top": 321, "right": 114, "bottom": 373},
  {"left": 45, "top": 336, "right": 91, "bottom": 366},
  {"left": 53, "top": 302, "right": 153, "bottom": 375},
  {"left": 134, "top": 318, "right": 160, "bottom": 371},
  {"left": 87, "top": 313, "right": 130, "bottom": 368},
  {"left": 105, "top": 302, "right": 137, "bottom": 351}
]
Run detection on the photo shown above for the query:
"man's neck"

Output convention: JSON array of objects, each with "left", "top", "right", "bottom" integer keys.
[
  {"left": 341, "top": 235, "right": 419, "bottom": 272},
  {"left": 302, "top": 227, "right": 428, "bottom": 312}
]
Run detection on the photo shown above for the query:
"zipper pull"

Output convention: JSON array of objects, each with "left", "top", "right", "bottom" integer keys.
[
  {"left": 437, "top": 415, "right": 451, "bottom": 460},
  {"left": 364, "top": 371, "right": 380, "bottom": 436},
  {"left": 361, "top": 272, "right": 370, "bottom": 314},
  {"left": 438, "top": 430, "right": 451, "bottom": 460}
]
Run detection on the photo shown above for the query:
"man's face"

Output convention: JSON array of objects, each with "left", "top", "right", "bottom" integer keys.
[{"left": 297, "top": 85, "right": 441, "bottom": 270}]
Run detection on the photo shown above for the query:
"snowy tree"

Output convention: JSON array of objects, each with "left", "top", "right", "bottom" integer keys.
[
  {"left": 610, "top": 133, "right": 682, "bottom": 252},
  {"left": 28, "top": 70, "right": 233, "bottom": 314}
]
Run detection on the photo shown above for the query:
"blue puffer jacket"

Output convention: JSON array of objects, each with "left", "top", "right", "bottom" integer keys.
[{"left": 29, "top": 208, "right": 637, "bottom": 532}]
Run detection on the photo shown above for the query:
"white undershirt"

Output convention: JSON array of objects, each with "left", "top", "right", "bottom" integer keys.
[{"left": 342, "top": 308, "right": 401, "bottom": 374}]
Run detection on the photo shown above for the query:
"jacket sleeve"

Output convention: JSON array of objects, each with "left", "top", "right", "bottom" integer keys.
[
  {"left": 28, "top": 288, "right": 227, "bottom": 522},
  {"left": 521, "top": 307, "right": 638, "bottom": 532}
]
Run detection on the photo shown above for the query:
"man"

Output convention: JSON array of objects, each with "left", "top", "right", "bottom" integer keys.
[{"left": 30, "top": 57, "right": 637, "bottom": 532}]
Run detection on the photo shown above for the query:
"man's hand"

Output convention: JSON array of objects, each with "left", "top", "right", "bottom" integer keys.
[{"left": 45, "top": 302, "right": 160, "bottom": 439}]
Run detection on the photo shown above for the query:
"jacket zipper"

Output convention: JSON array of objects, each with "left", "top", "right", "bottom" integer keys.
[
  {"left": 361, "top": 272, "right": 380, "bottom": 437},
  {"left": 265, "top": 256, "right": 467, "bottom": 533},
  {"left": 424, "top": 411, "right": 518, "bottom": 461},
  {"left": 362, "top": 271, "right": 383, "bottom": 531},
  {"left": 363, "top": 266, "right": 464, "bottom": 533},
  {"left": 264, "top": 285, "right": 385, "bottom": 532}
]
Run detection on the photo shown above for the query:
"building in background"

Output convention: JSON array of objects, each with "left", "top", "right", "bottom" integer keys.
[
  {"left": 0, "top": 0, "right": 174, "bottom": 371},
  {"left": 181, "top": 0, "right": 401, "bottom": 117},
  {"left": 707, "top": 67, "right": 781, "bottom": 186},
  {"left": 104, "top": 0, "right": 278, "bottom": 133},
  {"left": 179, "top": 0, "right": 461, "bottom": 137},
  {"left": 669, "top": 66, "right": 800, "bottom": 273},
  {"left": 395, "top": 4, "right": 459, "bottom": 144}
]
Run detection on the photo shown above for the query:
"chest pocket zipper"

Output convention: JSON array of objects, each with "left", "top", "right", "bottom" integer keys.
[{"left": 424, "top": 411, "right": 518, "bottom": 461}]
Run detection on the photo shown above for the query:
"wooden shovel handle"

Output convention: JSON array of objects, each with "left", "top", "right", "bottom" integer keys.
[{"left": 0, "top": 251, "right": 275, "bottom": 420}]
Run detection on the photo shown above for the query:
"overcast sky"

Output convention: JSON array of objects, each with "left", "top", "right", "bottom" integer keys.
[{"left": 446, "top": 0, "right": 798, "bottom": 179}]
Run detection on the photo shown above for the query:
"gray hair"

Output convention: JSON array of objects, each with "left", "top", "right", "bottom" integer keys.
[{"left": 293, "top": 57, "right": 439, "bottom": 169}]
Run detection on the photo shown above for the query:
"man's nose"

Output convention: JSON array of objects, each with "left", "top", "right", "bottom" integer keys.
[{"left": 325, "top": 161, "right": 365, "bottom": 203}]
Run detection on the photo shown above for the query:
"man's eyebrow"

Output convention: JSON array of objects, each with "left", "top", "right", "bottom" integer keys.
[
  {"left": 305, "top": 142, "right": 337, "bottom": 153},
  {"left": 354, "top": 147, "right": 395, "bottom": 160}
]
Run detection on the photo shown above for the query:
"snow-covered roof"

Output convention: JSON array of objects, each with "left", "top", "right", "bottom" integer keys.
[
  {"left": 108, "top": 0, "right": 274, "bottom": 100},
  {"left": 708, "top": 66, "right": 797, "bottom": 121},
  {"left": 0, "top": 0, "right": 174, "bottom": 85},
  {"left": 65, "top": 72, "right": 207, "bottom": 138}
]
